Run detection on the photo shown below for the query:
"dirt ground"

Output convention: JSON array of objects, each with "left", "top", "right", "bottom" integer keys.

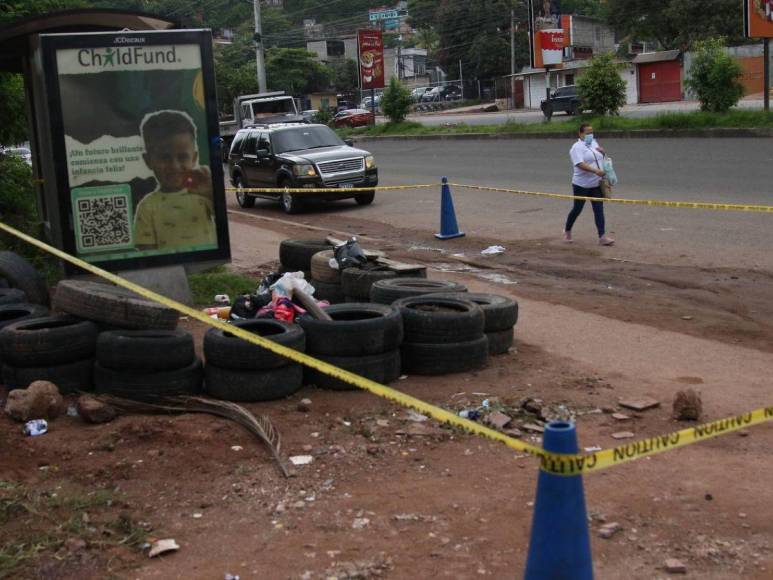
[{"left": 2, "top": 208, "right": 773, "bottom": 579}]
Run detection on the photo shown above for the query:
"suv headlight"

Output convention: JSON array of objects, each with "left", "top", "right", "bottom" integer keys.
[
  {"left": 293, "top": 164, "right": 316, "bottom": 177},
  {"left": 365, "top": 155, "right": 376, "bottom": 170}
]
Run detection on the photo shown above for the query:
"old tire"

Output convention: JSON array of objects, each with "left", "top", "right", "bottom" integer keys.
[
  {"left": 0, "top": 288, "right": 27, "bottom": 305},
  {"left": 0, "top": 303, "right": 49, "bottom": 330},
  {"left": 96, "top": 330, "right": 195, "bottom": 371},
  {"left": 370, "top": 278, "right": 467, "bottom": 305},
  {"left": 299, "top": 303, "right": 403, "bottom": 357},
  {"left": 487, "top": 328, "right": 514, "bottom": 355},
  {"left": 311, "top": 279, "right": 346, "bottom": 304},
  {"left": 394, "top": 296, "right": 484, "bottom": 344},
  {"left": 341, "top": 268, "right": 396, "bottom": 300},
  {"left": 205, "top": 363, "right": 303, "bottom": 402},
  {"left": 204, "top": 319, "right": 305, "bottom": 371},
  {"left": 94, "top": 359, "right": 203, "bottom": 400},
  {"left": 53, "top": 280, "right": 179, "bottom": 330},
  {"left": 432, "top": 292, "right": 518, "bottom": 332},
  {"left": 310, "top": 250, "right": 340, "bottom": 284},
  {"left": 0, "top": 315, "right": 98, "bottom": 366},
  {"left": 279, "top": 239, "right": 331, "bottom": 272},
  {"left": 401, "top": 336, "right": 488, "bottom": 376},
  {"left": 304, "top": 350, "right": 401, "bottom": 391},
  {"left": 2, "top": 358, "right": 94, "bottom": 393},
  {"left": 0, "top": 252, "right": 49, "bottom": 306}
]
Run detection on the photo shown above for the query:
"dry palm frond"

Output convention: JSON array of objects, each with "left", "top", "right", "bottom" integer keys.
[{"left": 97, "top": 394, "right": 289, "bottom": 478}]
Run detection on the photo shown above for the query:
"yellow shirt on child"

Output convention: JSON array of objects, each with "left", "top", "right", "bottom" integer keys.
[{"left": 134, "top": 190, "right": 217, "bottom": 250}]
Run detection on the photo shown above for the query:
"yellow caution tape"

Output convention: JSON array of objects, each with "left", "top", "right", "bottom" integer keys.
[
  {"left": 0, "top": 220, "right": 770, "bottom": 475},
  {"left": 225, "top": 184, "right": 435, "bottom": 194},
  {"left": 450, "top": 183, "right": 773, "bottom": 213}
]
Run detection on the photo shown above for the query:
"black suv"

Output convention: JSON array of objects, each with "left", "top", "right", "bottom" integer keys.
[
  {"left": 541, "top": 85, "right": 585, "bottom": 119},
  {"left": 228, "top": 123, "right": 378, "bottom": 214}
]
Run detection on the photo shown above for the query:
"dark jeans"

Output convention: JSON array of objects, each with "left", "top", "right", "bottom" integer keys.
[{"left": 565, "top": 183, "right": 605, "bottom": 236}]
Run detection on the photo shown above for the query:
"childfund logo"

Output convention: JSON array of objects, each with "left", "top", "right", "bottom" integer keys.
[{"left": 77, "top": 46, "right": 179, "bottom": 68}]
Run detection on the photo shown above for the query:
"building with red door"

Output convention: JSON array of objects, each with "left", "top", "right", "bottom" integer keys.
[{"left": 632, "top": 50, "right": 683, "bottom": 103}]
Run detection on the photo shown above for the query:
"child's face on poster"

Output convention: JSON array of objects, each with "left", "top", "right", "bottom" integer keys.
[{"left": 143, "top": 133, "right": 198, "bottom": 192}]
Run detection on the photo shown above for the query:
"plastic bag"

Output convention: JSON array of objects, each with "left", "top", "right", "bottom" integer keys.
[
  {"left": 334, "top": 237, "right": 367, "bottom": 270},
  {"left": 603, "top": 157, "right": 618, "bottom": 186},
  {"left": 230, "top": 294, "right": 261, "bottom": 320},
  {"left": 270, "top": 271, "right": 315, "bottom": 298}
]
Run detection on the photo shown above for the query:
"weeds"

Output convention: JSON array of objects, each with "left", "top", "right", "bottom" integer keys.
[{"left": 188, "top": 267, "right": 260, "bottom": 305}]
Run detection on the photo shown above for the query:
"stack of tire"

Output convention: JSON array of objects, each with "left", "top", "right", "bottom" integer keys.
[
  {"left": 436, "top": 293, "right": 518, "bottom": 355},
  {"left": 341, "top": 267, "right": 397, "bottom": 303},
  {"left": 299, "top": 303, "right": 403, "bottom": 390},
  {"left": 395, "top": 295, "right": 488, "bottom": 375},
  {"left": 204, "top": 319, "right": 305, "bottom": 402},
  {"left": 370, "top": 277, "right": 468, "bottom": 305},
  {"left": 279, "top": 239, "right": 332, "bottom": 281},
  {"left": 309, "top": 250, "right": 345, "bottom": 304},
  {"left": 0, "top": 251, "right": 51, "bottom": 307},
  {"left": 0, "top": 315, "right": 97, "bottom": 393}
]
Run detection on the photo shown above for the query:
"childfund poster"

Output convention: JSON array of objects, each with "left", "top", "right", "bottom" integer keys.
[{"left": 42, "top": 31, "right": 229, "bottom": 268}]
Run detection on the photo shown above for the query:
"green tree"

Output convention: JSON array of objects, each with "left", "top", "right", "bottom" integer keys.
[
  {"left": 577, "top": 52, "right": 627, "bottom": 116},
  {"left": 330, "top": 59, "right": 358, "bottom": 92},
  {"left": 265, "top": 48, "right": 331, "bottom": 95},
  {"left": 685, "top": 38, "right": 744, "bottom": 113},
  {"left": 607, "top": 0, "right": 743, "bottom": 51},
  {"left": 0, "top": 73, "right": 28, "bottom": 145},
  {"left": 381, "top": 77, "right": 412, "bottom": 124}
]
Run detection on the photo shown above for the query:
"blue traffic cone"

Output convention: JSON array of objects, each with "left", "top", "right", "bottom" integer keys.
[
  {"left": 434, "top": 177, "right": 465, "bottom": 240},
  {"left": 524, "top": 421, "right": 593, "bottom": 580}
]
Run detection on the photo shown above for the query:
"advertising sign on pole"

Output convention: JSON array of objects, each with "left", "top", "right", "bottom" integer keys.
[
  {"left": 528, "top": 0, "right": 563, "bottom": 68},
  {"left": 357, "top": 29, "right": 385, "bottom": 90},
  {"left": 539, "top": 29, "right": 565, "bottom": 65},
  {"left": 36, "top": 30, "right": 230, "bottom": 272},
  {"left": 744, "top": 0, "right": 773, "bottom": 37}
]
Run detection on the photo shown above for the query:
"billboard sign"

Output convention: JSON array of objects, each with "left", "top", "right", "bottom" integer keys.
[
  {"left": 540, "top": 29, "right": 565, "bottom": 65},
  {"left": 744, "top": 0, "right": 773, "bottom": 38},
  {"left": 38, "top": 30, "right": 230, "bottom": 272},
  {"left": 528, "top": 0, "right": 562, "bottom": 68},
  {"left": 357, "top": 29, "right": 385, "bottom": 90}
]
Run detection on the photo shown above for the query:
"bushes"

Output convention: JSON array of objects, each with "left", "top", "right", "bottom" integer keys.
[
  {"left": 381, "top": 77, "right": 413, "bottom": 124},
  {"left": 685, "top": 38, "right": 744, "bottom": 113},
  {"left": 577, "top": 52, "right": 627, "bottom": 116}
]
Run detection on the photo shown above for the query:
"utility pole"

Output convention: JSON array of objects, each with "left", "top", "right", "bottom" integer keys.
[
  {"left": 253, "top": 0, "right": 267, "bottom": 92},
  {"left": 765, "top": 38, "right": 770, "bottom": 113},
  {"left": 459, "top": 59, "right": 463, "bottom": 99},
  {"left": 510, "top": 9, "right": 516, "bottom": 110}
]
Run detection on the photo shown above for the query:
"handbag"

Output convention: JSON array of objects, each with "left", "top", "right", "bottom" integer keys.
[{"left": 592, "top": 150, "right": 613, "bottom": 198}]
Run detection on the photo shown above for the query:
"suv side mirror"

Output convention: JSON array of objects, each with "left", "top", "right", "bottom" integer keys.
[
  {"left": 344, "top": 139, "right": 354, "bottom": 147},
  {"left": 257, "top": 148, "right": 270, "bottom": 158}
]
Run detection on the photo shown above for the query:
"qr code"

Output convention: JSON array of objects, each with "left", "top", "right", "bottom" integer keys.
[{"left": 75, "top": 194, "right": 132, "bottom": 250}]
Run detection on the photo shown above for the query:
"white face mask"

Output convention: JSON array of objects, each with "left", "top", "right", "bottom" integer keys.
[{"left": 584, "top": 133, "right": 594, "bottom": 145}]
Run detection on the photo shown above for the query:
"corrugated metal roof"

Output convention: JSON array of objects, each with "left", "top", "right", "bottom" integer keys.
[{"left": 632, "top": 50, "right": 681, "bottom": 64}]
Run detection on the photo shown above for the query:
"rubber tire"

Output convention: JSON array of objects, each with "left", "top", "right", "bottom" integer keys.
[
  {"left": 234, "top": 175, "right": 255, "bottom": 208},
  {"left": 341, "top": 268, "right": 396, "bottom": 300},
  {"left": 0, "top": 288, "right": 27, "bottom": 305},
  {"left": 304, "top": 350, "right": 401, "bottom": 391},
  {"left": 96, "top": 330, "right": 195, "bottom": 371},
  {"left": 0, "top": 303, "right": 49, "bottom": 330},
  {"left": 0, "top": 252, "right": 49, "bottom": 306},
  {"left": 279, "top": 239, "right": 332, "bottom": 272},
  {"left": 370, "top": 278, "right": 468, "bottom": 305},
  {"left": 394, "top": 296, "right": 484, "bottom": 344},
  {"left": 401, "top": 336, "right": 489, "bottom": 376},
  {"left": 3, "top": 358, "right": 94, "bottom": 393},
  {"left": 311, "top": 279, "right": 346, "bottom": 304},
  {"left": 431, "top": 292, "right": 518, "bottom": 332},
  {"left": 298, "top": 303, "right": 403, "bottom": 357},
  {"left": 310, "top": 250, "right": 341, "bottom": 284},
  {"left": 0, "top": 315, "right": 98, "bottom": 366},
  {"left": 53, "top": 280, "right": 179, "bottom": 330},
  {"left": 355, "top": 191, "right": 375, "bottom": 205},
  {"left": 93, "top": 359, "right": 203, "bottom": 400},
  {"left": 487, "top": 328, "right": 514, "bottom": 355},
  {"left": 205, "top": 363, "right": 303, "bottom": 402},
  {"left": 204, "top": 319, "right": 305, "bottom": 371}
]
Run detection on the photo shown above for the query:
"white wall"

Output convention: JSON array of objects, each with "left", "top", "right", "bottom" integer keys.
[{"left": 619, "top": 63, "right": 638, "bottom": 105}]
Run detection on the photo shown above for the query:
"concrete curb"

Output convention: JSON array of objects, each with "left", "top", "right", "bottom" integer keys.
[{"left": 354, "top": 127, "right": 773, "bottom": 143}]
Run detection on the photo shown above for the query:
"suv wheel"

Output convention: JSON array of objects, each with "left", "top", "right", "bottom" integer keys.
[
  {"left": 355, "top": 191, "right": 375, "bottom": 206},
  {"left": 234, "top": 176, "right": 255, "bottom": 208},
  {"left": 542, "top": 104, "right": 553, "bottom": 120},
  {"left": 280, "top": 181, "right": 303, "bottom": 214},
  {"left": 570, "top": 102, "right": 581, "bottom": 116}
]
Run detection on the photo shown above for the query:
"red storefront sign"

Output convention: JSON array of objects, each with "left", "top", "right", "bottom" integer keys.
[
  {"left": 539, "top": 29, "right": 565, "bottom": 65},
  {"left": 357, "top": 29, "right": 384, "bottom": 90}
]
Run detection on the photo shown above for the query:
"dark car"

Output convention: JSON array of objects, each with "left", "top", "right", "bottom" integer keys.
[
  {"left": 333, "top": 108, "right": 375, "bottom": 128},
  {"left": 228, "top": 123, "right": 378, "bottom": 214},
  {"left": 541, "top": 85, "right": 584, "bottom": 119}
]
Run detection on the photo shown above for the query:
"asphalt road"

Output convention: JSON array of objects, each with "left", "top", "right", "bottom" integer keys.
[{"left": 344, "top": 137, "right": 773, "bottom": 271}]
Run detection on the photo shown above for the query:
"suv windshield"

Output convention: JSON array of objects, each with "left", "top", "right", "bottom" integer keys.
[{"left": 273, "top": 126, "right": 344, "bottom": 153}]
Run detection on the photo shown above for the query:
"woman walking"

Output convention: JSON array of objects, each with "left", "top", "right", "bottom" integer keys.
[{"left": 563, "top": 123, "right": 615, "bottom": 246}]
